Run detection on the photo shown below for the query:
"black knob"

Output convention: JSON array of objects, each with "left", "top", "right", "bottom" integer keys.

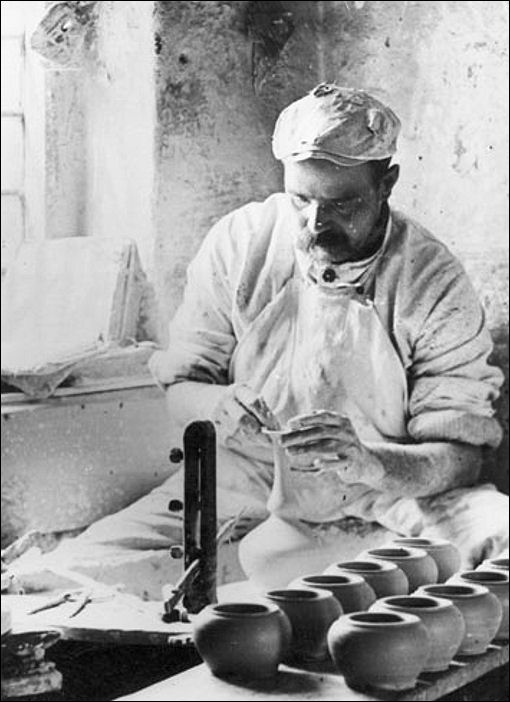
[
  {"left": 170, "top": 545, "right": 184, "bottom": 559},
  {"left": 168, "top": 499, "right": 183, "bottom": 513},
  {"left": 169, "top": 448, "right": 184, "bottom": 463},
  {"left": 322, "top": 268, "right": 336, "bottom": 283}
]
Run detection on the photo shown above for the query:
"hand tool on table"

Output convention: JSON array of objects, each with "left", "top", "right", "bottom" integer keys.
[{"left": 27, "top": 588, "right": 108, "bottom": 617}]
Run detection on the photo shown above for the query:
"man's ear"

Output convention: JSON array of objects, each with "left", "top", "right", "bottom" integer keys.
[{"left": 380, "top": 163, "right": 400, "bottom": 200}]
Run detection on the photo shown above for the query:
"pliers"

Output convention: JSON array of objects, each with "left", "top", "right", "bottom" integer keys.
[{"left": 27, "top": 589, "right": 95, "bottom": 618}]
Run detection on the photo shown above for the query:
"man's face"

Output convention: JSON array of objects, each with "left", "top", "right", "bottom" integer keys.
[{"left": 284, "top": 158, "right": 397, "bottom": 265}]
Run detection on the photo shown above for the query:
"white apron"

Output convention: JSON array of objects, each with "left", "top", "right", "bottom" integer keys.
[{"left": 229, "top": 263, "right": 410, "bottom": 523}]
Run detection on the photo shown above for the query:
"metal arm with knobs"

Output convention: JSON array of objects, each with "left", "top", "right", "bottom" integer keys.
[{"left": 162, "top": 421, "right": 218, "bottom": 621}]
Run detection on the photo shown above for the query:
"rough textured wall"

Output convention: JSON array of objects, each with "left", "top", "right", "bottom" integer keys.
[
  {"left": 85, "top": 0, "right": 156, "bottom": 271},
  {"left": 154, "top": 0, "right": 322, "bottom": 325},
  {"left": 46, "top": 72, "right": 87, "bottom": 239},
  {"left": 154, "top": 0, "right": 508, "bottom": 488},
  {"left": 45, "top": 0, "right": 156, "bottom": 272}
]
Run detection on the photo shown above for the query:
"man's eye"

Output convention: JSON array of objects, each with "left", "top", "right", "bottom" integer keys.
[{"left": 333, "top": 199, "right": 360, "bottom": 215}]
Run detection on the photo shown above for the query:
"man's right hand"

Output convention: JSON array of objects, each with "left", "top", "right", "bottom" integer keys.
[{"left": 212, "top": 384, "right": 279, "bottom": 457}]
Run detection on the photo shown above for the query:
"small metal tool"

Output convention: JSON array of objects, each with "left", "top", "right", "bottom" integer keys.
[
  {"left": 162, "top": 559, "right": 200, "bottom": 623},
  {"left": 67, "top": 589, "right": 94, "bottom": 618},
  {"left": 27, "top": 589, "right": 107, "bottom": 618},
  {"left": 27, "top": 591, "right": 80, "bottom": 616}
]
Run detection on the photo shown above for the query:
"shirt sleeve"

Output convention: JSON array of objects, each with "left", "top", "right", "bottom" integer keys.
[
  {"left": 149, "top": 217, "right": 236, "bottom": 388},
  {"left": 406, "top": 260, "right": 504, "bottom": 448}
]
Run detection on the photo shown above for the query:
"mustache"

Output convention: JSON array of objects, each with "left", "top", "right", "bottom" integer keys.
[{"left": 296, "top": 227, "right": 349, "bottom": 251}]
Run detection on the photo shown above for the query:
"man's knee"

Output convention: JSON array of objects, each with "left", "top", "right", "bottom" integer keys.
[{"left": 420, "top": 484, "right": 509, "bottom": 568}]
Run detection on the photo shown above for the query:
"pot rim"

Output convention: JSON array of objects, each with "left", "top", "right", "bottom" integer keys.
[
  {"left": 417, "top": 583, "right": 490, "bottom": 599},
  {"left": 327, "top": 559, "right": 397, "bottom": 573},
  {"left": 455, "top": 570, "right": 509, "bottom": 584},
  {"left": 265, "top": 587, "right": 333, "bottom": 602},
  {"left": 296, "top": 572, "right": 366, "bottom": 587},
  {"left": 482, "top": 558, "right": 509, "bottom": 570},
  {"left": 364, "top": 545, "right": 429, "bottom": 561},
  {"left": 391, "top": 537, "right": 454, "bottom": 550},
  {"left": 373, "top": 594, "right": 453, "bottom": 611},
  {"left": 342, "top": 611, "right": 421, "bottom": 627},
  {"left": 207, "top": 602, "right": 281, "bottom": 618}
]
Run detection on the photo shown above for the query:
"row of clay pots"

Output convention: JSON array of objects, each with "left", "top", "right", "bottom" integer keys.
[
  {"left": 320, "top": 536, "right": 463, "bottom": 599},
  {"left": 192, "top": 542, "right": 508, "bottom": 688}
]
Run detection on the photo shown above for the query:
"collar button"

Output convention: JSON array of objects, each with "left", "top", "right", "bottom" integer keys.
[{"left": 322, "top": 268, "right": 337, "bottom": 283}]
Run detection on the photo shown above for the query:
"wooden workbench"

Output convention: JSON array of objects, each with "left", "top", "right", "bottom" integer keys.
[
  {"left": 116, "top": 643, "right": 509, "bottom": 701},
  {"left": 3, "top": 582, "right": 508, "bottom": 701}
]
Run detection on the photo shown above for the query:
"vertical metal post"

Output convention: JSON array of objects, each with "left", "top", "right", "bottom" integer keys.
[{"left": 183, "top": 420, "right": 217, "bottom": 613}]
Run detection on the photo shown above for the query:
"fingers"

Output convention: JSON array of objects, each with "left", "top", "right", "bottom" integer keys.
[
  {"left": 280, "top": 425, "right": 356, "bottom": 449},
  {"left": 286, "top": 410, "right": 352, "bottom": 431},
  {"left": 285, "top": 438, "right": 340, "bottom": 464},
  {"left": 287, "top": 446, "right": 361, "bottom": 481}
]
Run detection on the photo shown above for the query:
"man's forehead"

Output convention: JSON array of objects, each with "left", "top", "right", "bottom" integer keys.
[{"left": 284, "top": 158, "right": 375, "bottom": 189}]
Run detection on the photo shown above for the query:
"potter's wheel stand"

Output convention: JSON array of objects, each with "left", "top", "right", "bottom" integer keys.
[{"left": 162, "top": 420, "right": 217, "bottom": 626}]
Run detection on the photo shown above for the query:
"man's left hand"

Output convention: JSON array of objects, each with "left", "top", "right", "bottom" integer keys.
[{"left": 280, "top": 410, "right": 384, "bottom": 485}]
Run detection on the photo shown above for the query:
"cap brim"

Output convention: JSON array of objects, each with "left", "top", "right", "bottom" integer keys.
[{"left": 283, "top": 150, "right": 370, "bottom": 168}]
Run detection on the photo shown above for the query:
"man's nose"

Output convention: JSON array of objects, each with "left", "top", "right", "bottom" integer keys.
[{"left": 306, "top": 202, "right": 329, "bottom": 233}]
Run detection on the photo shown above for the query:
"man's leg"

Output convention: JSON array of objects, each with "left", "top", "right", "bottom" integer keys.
[
  {"left": 11, "top": 447, "right": 272, "bottom": 599},
  {"left": 239, "top": 514, "right": 396, "bottom": 591},
  {"left": 372, "top": 484, "right": 509, "bottom": 569},
  {"left": 239, "top": 483, "right": 509, "bottom": 592}
]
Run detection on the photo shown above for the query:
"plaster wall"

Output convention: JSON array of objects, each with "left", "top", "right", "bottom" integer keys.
[
  {"left": 84, "top": 0, "right": 156, "bottom": 271},
  {"left": 45, "top": 1, "right": 156, "bottom": 272}
]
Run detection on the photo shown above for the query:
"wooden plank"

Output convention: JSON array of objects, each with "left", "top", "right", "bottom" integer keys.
[
  {"left": 1, "top": 379, "right": 160, "bottom": 414},
  {"left": 4, "top": 582, "right": 508, "bottom": 700},
  {"left": 115, "top": 644, "right": 509, "bottom": 702},
  {"left": 3, "top": 593, "right": 193, "bottom": 647}
]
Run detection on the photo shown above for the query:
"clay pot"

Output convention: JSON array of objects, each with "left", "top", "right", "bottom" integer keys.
[
  {"left": 358, "top": 545, "right": 438, "bottom": 592},
  {"left": 448, "top": 570, "right": 509, "bottom": 641},
  {"left": 289, "top": 573, "right": 376, "bottom": 613},
  {"left": 325, "top": 559, "right": 409, "bottom": 598},
  {"left": 328, "top": 611, "right": 429, "bottom": 691},
  {"left": 391, "top": 537, "right": 461, "bottom": 583},
  {"left": 265, "top": 587, "right": 342, "bottom": 662},
  {"left": 416, "top": 583, "right": 502, "bottom": 656},
  {"left": 192, "top": 601, "right": 291, "bottom": 679},
  {"left": 370, "top": 595, "right": 465, "bottom": 672},
  {"left": 478, "top": 557, "right": 509, "bottom": 573}
]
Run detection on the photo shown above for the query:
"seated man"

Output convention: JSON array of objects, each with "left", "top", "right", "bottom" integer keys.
[{"left": 23, "top": 84, "right": 508, "bottom": 595}]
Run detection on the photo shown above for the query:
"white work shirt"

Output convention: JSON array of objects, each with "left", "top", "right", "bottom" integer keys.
[{"left": 150, "top": 193, "right": 503, "bottom": 450}]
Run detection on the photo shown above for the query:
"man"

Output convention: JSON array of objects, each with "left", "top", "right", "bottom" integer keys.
[
  {"left": 149, "top": 83, "right": 508, "bottom": 584},
  {"left": 23, "top": 84, "right": 508, "bottom": 593}
]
